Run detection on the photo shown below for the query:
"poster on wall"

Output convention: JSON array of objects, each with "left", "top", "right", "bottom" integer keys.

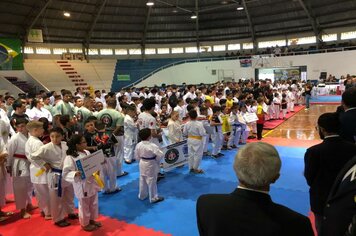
[
  {"left": 27, "top": 29, "right": 44, "bottom": 43},
  {"left": 0, "top": 38, "right": 24, "bottom": 70},
  {"left": 117, "top": 74, "right": 131, "bottom": 81}
]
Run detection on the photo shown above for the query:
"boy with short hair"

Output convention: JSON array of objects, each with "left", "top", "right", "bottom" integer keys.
[
  {"left": 256, "top": 97, "right": 267, "bottom": 140},
  {"left": 183, "top": 110, "right": 206, "bottom": 173},
  {"left": 210, "top": 106, "right": 224, "bottom": 158},
  {"left": 6, "top": 118, "right": 35, "bottom": 219},
  {"left": 30, "top": 127, "right": 77, "bottom": 227},
  {"left": 228, "top": 104, "right": 242, "bottom": 149},
  {"left": 135, "top": 128, "right": 164, "bottom": 203},
  {"left": 25, "top": 121, "right": 52, "bottom": 220},
  {"left": 124, "top": 104, "right": 138, "bottom": 164}
]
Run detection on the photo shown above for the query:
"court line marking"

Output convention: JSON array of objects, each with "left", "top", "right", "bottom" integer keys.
[{"left": 263, "top": 130, "right": 274, "bottom": 138}]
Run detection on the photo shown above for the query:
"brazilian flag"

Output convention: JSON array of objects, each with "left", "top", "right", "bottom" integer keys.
[{"left": 0, "top": 38, "right": 24, "bottom": 70}]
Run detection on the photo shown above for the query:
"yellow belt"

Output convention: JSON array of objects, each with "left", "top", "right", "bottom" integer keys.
[{"left": 188, "top": 136, "right": 202, "bottom": 140}]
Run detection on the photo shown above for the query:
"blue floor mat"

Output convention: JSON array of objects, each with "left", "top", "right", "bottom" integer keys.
[
  {"left": 97, "top": 145, "right": 310, "bottom": 236},
  {"left": 310, "top": 95, "right": 341, "bottom": 102}
]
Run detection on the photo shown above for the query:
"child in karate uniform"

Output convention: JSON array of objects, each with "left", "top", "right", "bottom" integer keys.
[
  {"left": 228, "top": 104, "right": 242, "bottom": 149},
  {"left": 0, "top": 138, "right": 11, "bottom": 222},
  {"left": 63, "top": 134, "right": 102, "bottom": 232},
  {"left": 25, "top": 121, "right": 51, "bottom": 220},
  {"left": 6, "top": 118, "right": 36, "bottom": 219},
  {"left": 273, "top": 93, "right": 281, "bottom": 120},
  {"left": 30, "top": 127, "right": 78, "bottom": 227},
  {"left": 135, "top": 128, "right": 164, "bottom": 204},
  {"left": 210, "top": 106, "right": 223, "bottom": 158},
  {"left": 183, "top": 110, "right": 206, "bottom": 173},
  {"left": 167, "top": 111, "right": 183, "bottom": 144},
  {"left": 124, "top": 104, "right": 138, "bottom": 164}
]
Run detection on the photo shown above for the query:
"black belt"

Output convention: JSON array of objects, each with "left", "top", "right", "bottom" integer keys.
[{"left": 141, "top": 156, "right": 156, "bottom": 160}]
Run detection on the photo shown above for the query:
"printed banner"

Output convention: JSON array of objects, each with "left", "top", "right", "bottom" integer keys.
[
  {"left": 243, "top": 113, "right": 259, "bottom": 123},
  {"left": 162, "top": 140, "right": 188, "bottom": 172},
  {"left": 76, "top": 150, "right": 105, "bottom": 179},
  {"left": 0, "top": 38, "right": 24, "bottom": 70},
  {"left": 27, "top": 29, "right": 43, "bottom": 43}
]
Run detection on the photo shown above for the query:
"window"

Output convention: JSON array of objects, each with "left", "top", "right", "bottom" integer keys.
[
  {"left": 24, "top": 47, "right": 34, "bottom": 54},
  {"left": 100, "top": 49, "right": 113, "bottom": 55},
  {"left": 185, "top": 47, "right": 198, "bottom": 53},
  {"left": 145, "top": 48, "right": 156, "bottom": 55},
  {"left": 69, "top": 48, "right": 82, "bottom": 53},
  {"left": 341, "top": 31, "right": 356, "bottom": 40},
  {"left": 172, "top": 47, "right": 184, "bottom": 54},
  {"left": 36, "top": 47, "right": 51, "bottom": 54},
  {"left": 258, "top": 40, "right": 286, "bottom": 48},
  {"left": 322, "top": 34, "right": 337, "bottom": 42},
  {"left": 157, "top": 48, "right": 170, "bottom": 54},
  {"left": 53, "top": 48, "right": 67, "bottom": 54},
  {"left": 242, "top": 43, "right": 253, "bottom": 49},
  {"left": 200, "top": 46, "right": 212, "bottom": 52},
  {"left": 227, "top": 44, "right": 240, "bottom": 50},
  {"left": 129, "top": 48, "right": 141, "bottom": 55},
  {"left": 115, "top": 49, "right": 128, "bottom": 55},
  {"left": 213, "top": 45, "right": 226, "bottom": 52},
  {"left": 88, "top": 49, "right": 98, "bottom": 55},
  {"left": 288, "top": 36, "right": 316, "bottom": 45}
]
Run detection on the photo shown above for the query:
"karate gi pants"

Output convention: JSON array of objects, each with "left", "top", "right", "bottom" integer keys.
[
  {"left": 267, "top": 105, "right": 274, "bottom": 120},
  {"left": 138, "top": 175, "right": 158, "bottom": 202},
  {"left": 49, "top": 185, "right": 75, "bottom": 223},
  {"left": 78, "top": 194, "right": 98, "bottom": 226},
  {"left": 34, "top": 183, "right": 51, "bottom": 216},
  {"left": 240, "top": 128, "right": 249, "bottom": 144},
  {"left": 274, "top": 105, "right": 281, "bottom": 119},
  {"left": 187, "top": 138, "right": 204, "bottom": 170},
  {"left": 211, "top": 131, "right": 223, "bottom": 155},
  {"left": 13, "top": 176, "right": 33, "bottom": 210},
  {"left": 114, "top": 136, "right": 124, "bottom": 176},
  {"left": 124, "top": 143, "right": 135, "bottom": 162},
  {"left": 288, "top": 102, "right": 294, "bottom": 112},
  {"left": 203, "top": 135, "right": 209, "bottom": 153},
  {"left": 228, "top": 126, "right": 242, "bottom": 147},
  {"left": 102, "top": 157, "right": 117, "bottom": 192},
  {"left": 282, "top": 109, "right": 287, "bottom": 118}
]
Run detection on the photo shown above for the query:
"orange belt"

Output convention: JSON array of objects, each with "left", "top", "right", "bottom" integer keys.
[{"left": 188, "top": 136, "right": 202, "bottom": 140}]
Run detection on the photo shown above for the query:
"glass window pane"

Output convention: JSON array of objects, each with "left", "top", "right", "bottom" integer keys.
[
  {"left": 115, "top": 49, "right": 128, "bottom": 55},
  {"left": 157, "top": 48, "right": 170, "bottom": 54},
  {"left": 322, "top": 34, "right": 337, "bottom": 42},
  {"left": 36, "top": 47, "right": 51, "bottom": 54},
  {"left": 243, "top": 43, "right": 253, "bottom": 49},
  {"left": 172, "top": 47, "right": 184, "bottom": 54},
  {"left": 129, "top": 49, "right": 141, "bottom": 55},
  {"left": 213, "top": 45, "right": 226, "bottom": 51},
  {"left": 227, "top": 44, "right": 240, "bottom": 50},
  {"left": 24, "top": 47, "right": 34, "bottom": 54},
  {"left": 88, "top": 49, "right": 98, "bottom": 55},
  {"left": 185, "top": 47, "right": 198, "bottom": 53},
  {"left": 100, "top": 49, "right": 113, "bottom": 55},
  {"left": 258, "top": 40, "right": 286, "bottom": 48},
  {"left": 53, "top": 48, "right": 67, "bottom": 54},
  {"left": 341, "top": 31, "right": 356, "bottom": 40},
  {"left": 288, "top": 36, "right": 316, "bottom": 45},
  {"left": 145, "top": 48, "right": 156, "bottom": 55},
  {"left": 69, "top": 48, "right": 82, "bottom": 53}
]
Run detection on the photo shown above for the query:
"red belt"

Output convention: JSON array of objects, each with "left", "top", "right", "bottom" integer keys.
[{"left": 14, "top": 154, "right": 27, "bottom": 159}]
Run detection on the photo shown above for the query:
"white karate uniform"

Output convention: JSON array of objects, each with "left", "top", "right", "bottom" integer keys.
[
  {"left": 30, "top": 142, "right": 75, "bottom": 223},
  {"left": 183, "top": 120, "right": 206, "bottom": 170},
  {"left": 137, "top": 112, "right": 160, "bottom": 146},
  {"left": 0, "top": 139, "right": 7, "bottom": 208},
  {"left": 228, "top": 112, "right": 242, "bottom": 147},
  {"left": 273, "top": 97, "right": 281, "bottom": 119},
  {"left": 124, "top": 114, "right": 138, "bottom": 162},
  {"left": 25, "top": 136, "right": 51, "bottom": 216},
  {"left": 0, "top": 108, "right": 15, "bottom": 143},
  {"left": 197, "top": 115, "right": 211, "bottom": 153},
  {"left": 239, "top": 112, "right": 250, "bottom": 144},
  {"left": 63, "top": 151, "right": 101, "bottom": 227},
  {"left": 26, "top": 107, "right": 53, "bottom": 122},
  {"left": 174, "top": 105, "right": 185, "bottom": 121},
  {"left": 210, "top": 116, "right": 223, "bottom": 155},
  {"left": 135, "top": 141, "right": 164, "bottom": 202},
  {"left": 287, "top": 91, "right": 295, "bottom": 112},
  {"left": 249, "top": 106, "right": 257, "bottom": 133},
  {"left": 167, "top": 119, "right": 182, "bottom": 144},
  {"left": 6, "top": 133, "right": 32, "bottom": 210}
]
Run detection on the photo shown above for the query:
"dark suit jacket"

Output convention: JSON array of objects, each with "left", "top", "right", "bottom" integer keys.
[
  {"left": 304, "top": 136, "right": 356, "bottom": 214},
  {"left": 339, "top": 108, "right": 356, "bottom": 143},
  {"left": 196, "top": 188, "right": 314, "bottom": 236},
  {"left": 321, "top": 156, "right": 356, "bottom": 236}
]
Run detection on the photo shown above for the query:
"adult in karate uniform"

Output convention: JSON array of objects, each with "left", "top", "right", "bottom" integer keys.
[
  {"left": 123, "top": 105, "right": 138, "bottom": 164},
  {"left": 0, "top": 138, "right": 12, "bottom": 222}
]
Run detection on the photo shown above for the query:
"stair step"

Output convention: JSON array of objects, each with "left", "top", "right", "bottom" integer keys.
[
  {"left": 68, "top": 75, "right": 81, "bottom": 78},
  {"left": 62, "top": 68, "right": 75, "bottom": 71},
  {"left": 65, "top": 71, "right": 77, "bottom": 74},
  {"left": 57, "top": 61, "right": 68, "bottom": 63},
  {"left": 59, "top": 64, "right": 71, "bottom": 67}
]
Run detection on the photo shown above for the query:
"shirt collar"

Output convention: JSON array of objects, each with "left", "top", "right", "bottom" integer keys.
[
  {"left": 237, "top": 185, "right": 269, "bottom": 195},
  {"left": 345, "top": 107, "right": 356, "bottom": 112},
  {"left": 324, "top": 134, "right": 339, "bottom": 139}
]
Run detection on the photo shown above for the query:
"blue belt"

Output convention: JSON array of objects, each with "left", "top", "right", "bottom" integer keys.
[
  {"left": 141, "top": 156, "right": 156, "bottom": 160},
  {"left": 52, "top": 168, "right": 63, "bottom": 197}
]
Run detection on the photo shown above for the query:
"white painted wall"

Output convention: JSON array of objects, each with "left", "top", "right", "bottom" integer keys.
[{"left": 136, "top": 50, "right": 356, "bottom": 87}]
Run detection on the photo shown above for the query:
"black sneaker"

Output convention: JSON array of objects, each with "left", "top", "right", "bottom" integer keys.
[
  {"left": 68, "top": 213, "right": 79, "bottom": 219},
  {"left": 211, "top": 154, "right": 219, "bottom": 159},
  {"left": 55, "top": 219, "right": 71, "bottom": 227},
  {"left": 217, "top": 153, "right": 224, "bottom": 157}
]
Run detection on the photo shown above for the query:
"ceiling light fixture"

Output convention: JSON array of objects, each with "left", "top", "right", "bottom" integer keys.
[
  {"left": 146, "top": 1, "right": 154, "bottom": 6},
  {"left": 191, "top": 15, "right": 197, "bottom": 19},
  {"left": 63, "top": 11, "right": 71, "bottom": 17},
  {"left": 237, "top": 6, "right": 244, "bottom": 10}
]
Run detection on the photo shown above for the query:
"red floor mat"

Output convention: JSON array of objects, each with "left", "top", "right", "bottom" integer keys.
[
  {"left": 264, "top": 105, "right": 305, "bottom": 130},
  {"left": 1, "top": 198, "right": 169, "bottom": 236}
]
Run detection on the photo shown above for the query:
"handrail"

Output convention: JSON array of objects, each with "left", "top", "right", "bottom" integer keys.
[{"left": 121, "top": 45, "right": 356, "bottom": 89}]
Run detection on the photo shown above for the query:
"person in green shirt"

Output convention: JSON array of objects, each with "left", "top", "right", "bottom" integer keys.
[
  {"left": 53, "top": 90, "right": 75, "bottom": 127},
  {"left": 76, "top": 97, "right": 94, "bottom": 134}
]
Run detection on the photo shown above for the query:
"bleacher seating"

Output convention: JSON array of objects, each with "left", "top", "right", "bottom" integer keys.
[
  {"left": 111, "top": 58, "right": 185, "bottom": 91},
  {"left": 4, "top": 76, "right": 34, "bottom": 93}
]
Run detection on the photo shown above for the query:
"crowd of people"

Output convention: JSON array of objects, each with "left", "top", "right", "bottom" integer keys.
[{"left": 0, "top": 77, "right": 354, "bottom": 233}]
